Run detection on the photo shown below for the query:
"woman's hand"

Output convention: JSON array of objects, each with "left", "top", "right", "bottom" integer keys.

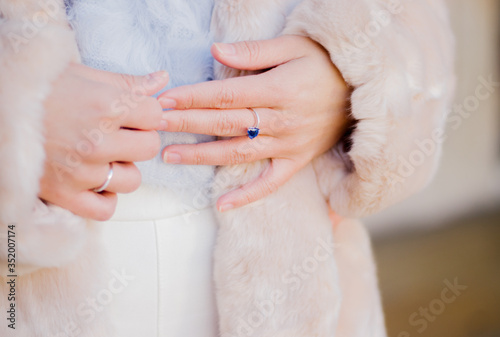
[
  {"left": 158, "top": 35, "right": 349, "bottom": 211},
  {"left": 40, "top": 63, "right": 169, "bottom": 220}
]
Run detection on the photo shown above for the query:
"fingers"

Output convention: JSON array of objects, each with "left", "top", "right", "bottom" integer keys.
[
  {"left": 49, "top": 187, "right": 118, "bottom": 221},
  {"left": 162, "top": 137, "right": 275, "bottom": 166},
  {"left": 117, "top": 96, "right": 165, "bottom": 130},
  {"left": 158, "top": 71, "right": 281, "bottom": 110},
  {"left": 156, "top": 36, "right": 313, "bottom": 110},
  {"left": 42, "top": 160, "right": 142, "bottom": 221},
  {"left": 110, "top": 129, "right": 161, "bottom": 162},
  {"left": 216, "top": 159, "right": 296, "bottom": 211},
  {"left": 73, "top": 64, "right": 168, "bottom": 131},
  {"left": 72, "top": 191, "right": 118, "bottom": 221},
  {"left": 74, "top": 63, "right": 169, "bottom": 96},
  {"left": 39, "top": 171, "right": 118, "bottom": 221},
  {"left": 112, "top": 70, "right": 169, "bottom": 96},
  {"left": 161, "top": 108, "right": 285, "bottom": 137},
  {"left": 88, "top": 129, "right": 160, "bottom": 163},
  {"left": 211, "top": 35, "right": 311, "bottom": 71},
  {"left": 95, "top": 162, "right": 141, "bottom": 194}
]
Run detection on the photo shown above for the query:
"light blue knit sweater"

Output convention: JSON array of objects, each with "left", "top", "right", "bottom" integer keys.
[{"left": 66, "top": 0, "right": 216, "bottom": 197}]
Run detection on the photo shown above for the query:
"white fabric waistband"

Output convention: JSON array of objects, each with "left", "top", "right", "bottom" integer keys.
[{"left": 110, "top": 184, "right": 215, "bottom": 222}]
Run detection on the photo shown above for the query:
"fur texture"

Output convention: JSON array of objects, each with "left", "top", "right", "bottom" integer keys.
[
  {"left": 210, "top": 2, "right": 342, "bottom": 335},
  {"left": 0, "top": 0, "right": 455, "bottom": 336},
  {"left": 0, "top": 1, "right": 109, "bottom": 336},
  {"left": 284, "top": 0, "right": 455, "bottom": 216}
]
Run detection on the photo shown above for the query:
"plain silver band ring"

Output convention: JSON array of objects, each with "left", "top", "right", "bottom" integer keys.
[
  {"left": 247, "top": 107, "right": 260, "bottom": 128},
  {"left": 93, "top": 163, "right": 114, "bottom": 193}
]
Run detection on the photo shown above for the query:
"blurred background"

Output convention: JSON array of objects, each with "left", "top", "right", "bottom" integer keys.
[{"left": 365, "top": 1, "right": 500, "bottom": 336}]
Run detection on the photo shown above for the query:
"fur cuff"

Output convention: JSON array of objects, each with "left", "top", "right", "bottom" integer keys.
[
  {"left": 0, "top": 1, "right": 86, "bottom": 272},
  {"left": 284, "top": 0, "right": 455, "bottom": 217},
  {"left": 0, "top": 201, "right": 89, "bottom": 276},
  {"left": 0, "top": 1, "right": 77, "bottom": 224}
]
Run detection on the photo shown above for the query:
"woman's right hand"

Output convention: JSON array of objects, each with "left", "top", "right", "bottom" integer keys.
[{"left": 39, "top": 63, "right": 170, "bottom": 221}]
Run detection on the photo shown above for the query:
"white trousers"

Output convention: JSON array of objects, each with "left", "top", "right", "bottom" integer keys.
[
  {"left": 97, "top": 185, "right": 387, "bottom": 337},
  {"left": 100, "top": 185, "right": 219, "bottom": 337}
]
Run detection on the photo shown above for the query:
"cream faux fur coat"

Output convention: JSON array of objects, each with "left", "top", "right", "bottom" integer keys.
[{"left": 0, "top": 0, "right": 454, "bottom": 336}]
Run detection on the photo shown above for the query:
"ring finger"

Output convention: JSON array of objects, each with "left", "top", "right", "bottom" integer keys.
[
  {"left": 90, "top": 162, "right": 141, "bottom": 194},
  {"left": 162, "top": 107, "right": 289, "bottom": 137}
]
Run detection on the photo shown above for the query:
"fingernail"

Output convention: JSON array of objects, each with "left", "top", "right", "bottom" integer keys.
[
  {"left": 163, "top": 151, "right": 181, "bottom": 164},
  {"left": 159, "top": 97, "right": 177, "bottom": 109},
  {"left": 159, "top": 120, "right": 167, "bottom": 130},
  {"left": 214, "top": 43, "right": 236, "bottom": 56},
  {"left": 152, "top": 70, "right": 169, "bottom": 80},
  {"left": 147, "top": 71, "right": 168, "bottom": 85},
  {"left": 218, "top": 203, "right": 234, "bottom": 212}
]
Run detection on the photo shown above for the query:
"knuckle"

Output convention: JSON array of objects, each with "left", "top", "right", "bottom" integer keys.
[
  {"left": 92, "top": 91, "right": 113, "bottom": 116},
  {"left": 214, "top": 81, "right": 237, "bottom": 108},
  {"left": 228, "top": 148, "right": 252, "bottom": 165},
  {"left": 280, "top": 81, "right": 299, "bottom": 103},
  {"left": 242, "top": 191, "right": 254, "bottom": 206},
  {"left": 242, "top": 182, "right": 271, "bottom": 205},
  {"left": 176, "top": 116, "right": 190, "bottom": 133},
  {"left": 213, "top": 111, "right": 239, "bottom": 135},
  {"left": 180, "top": 86, "right": 196, "bottom": 109},
  {"left": 241, "top": 40, "right": 261, "bottom": 64},
  {"left": 95, "top": 87, "right": 124, "bottom": 120},
  {"left": 118, "top": 74, "right": 137, "bottom": 90},
  {"left": 261, "top": 178, "right": 279, "bottom": 196},
  {"left": 193, "top": 148, "right": 209, "bottom": 165},
  {"left": 279, "top": 114, "right": 300, "bottom": 135}
]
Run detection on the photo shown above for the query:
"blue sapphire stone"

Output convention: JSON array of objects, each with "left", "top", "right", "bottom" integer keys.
[{"left": 247, "top": 127, "right": 260, "bottom": 139}]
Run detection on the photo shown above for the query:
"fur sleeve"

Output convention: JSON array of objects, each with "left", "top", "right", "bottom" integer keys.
[
  {"left": 0, "top": 0, "right": 88, "bottom": 274},
  {"left": 283, "top": 0, "right": 455, "bottom": 217}
]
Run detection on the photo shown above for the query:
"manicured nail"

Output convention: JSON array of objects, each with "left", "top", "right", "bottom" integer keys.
[
  {"left": 218, "top": 203, "right": 234, "bottom": 212},
  {"left": 214, "top": 43, "right": 236, "bottom": 56},
  {"left": 159, "top": 97, "right": 177, "bottom": 109},
  {"left": 163, "top": 152, "right": 181, "bottom": 164}
]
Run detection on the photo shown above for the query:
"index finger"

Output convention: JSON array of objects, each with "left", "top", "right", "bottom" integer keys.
[{"left": 158, "top": 72, "right": 279, "bottom": 110}]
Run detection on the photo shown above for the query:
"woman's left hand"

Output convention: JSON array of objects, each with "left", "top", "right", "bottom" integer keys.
[{"left": 157, "top": 35, "right": 349, "bottom": 212}]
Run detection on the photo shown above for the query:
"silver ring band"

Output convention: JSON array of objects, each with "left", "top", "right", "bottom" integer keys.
[
  {"left": 248, "top": 107, "right": 260, "bottom": 128},
  {"left": 247, "top": 108, "right": 260, "bottom": 139},
  {"left": 93, "top": 163, "right": 114, "bottom": 193}
]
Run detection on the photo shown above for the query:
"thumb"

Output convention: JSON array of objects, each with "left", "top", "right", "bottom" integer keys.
[
  {"left": 211, "top": 35, "right": 305, "bottom": 71},
  {"left": 216, "top": 159, "right": 295, "bottom": 211}
]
